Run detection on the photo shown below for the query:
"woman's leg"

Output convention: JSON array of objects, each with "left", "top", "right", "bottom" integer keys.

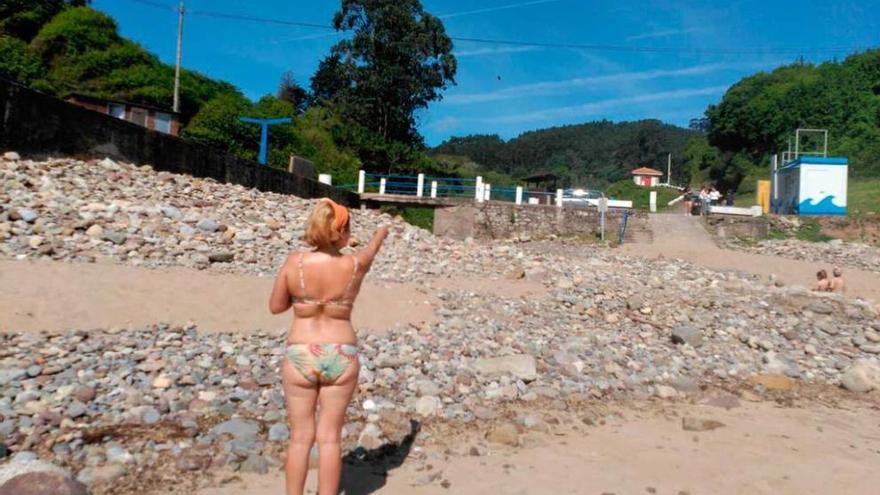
[
  {"left": 282, "top": 358, "right": 318, "bottom": 495},
  {"left": 315, "top": 361, "right": 359, "bottom": 495}
]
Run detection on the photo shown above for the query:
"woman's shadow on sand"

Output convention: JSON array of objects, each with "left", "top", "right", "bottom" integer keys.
[{"left": 337, "top": 419, "right": 420, "bottom": 495}]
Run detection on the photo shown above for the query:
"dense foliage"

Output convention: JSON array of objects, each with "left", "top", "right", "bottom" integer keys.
[
  {"left": 0, "top": 0, "right": 89, "bottom": 42},
  {"left": 705, "top": 50, "right": 880, "bottom": 186},
  {"left": 432, "top": 120, "right": 696, "bottom": 188},
  {"left": 312, "top": 0, "right": 457, "bottom": 170}
]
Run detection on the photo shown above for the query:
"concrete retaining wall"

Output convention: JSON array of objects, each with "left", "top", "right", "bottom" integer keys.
[
  {"left": 434, "top": 202, "right": 649, "bottom": 241},
  {"left": 705, "top": 215, "right": 770, "bottom": 239}
]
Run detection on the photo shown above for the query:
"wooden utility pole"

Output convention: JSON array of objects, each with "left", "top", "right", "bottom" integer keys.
[{"left": 173, "top": 1, "right": 185, "bottom": 113}]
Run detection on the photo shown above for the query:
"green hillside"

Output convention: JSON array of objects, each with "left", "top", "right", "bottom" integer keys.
[{"left": 432, "top": 120, "right": 695, "bottom": 188}]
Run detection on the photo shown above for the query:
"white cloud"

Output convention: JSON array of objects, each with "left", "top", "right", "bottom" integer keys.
[
  {"left": 445, "top": 63, "right": 728, "bottom": 105},
  {"left": 438, "top": 0, "right": 564, "bottom": 19},
  {"left": 625, "top": 27, "right": 706, "bottom": 41},
  {"left": 454, "top": 46, "right": 539, "bottom": 58},
  {"left": 478, "top": 85, "right": 728, "bottom": 124}
]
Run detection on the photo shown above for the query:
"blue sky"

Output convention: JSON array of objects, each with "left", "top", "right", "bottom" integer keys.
[{"left": 92, "top": 0, "right": 877, "bottom": 146}]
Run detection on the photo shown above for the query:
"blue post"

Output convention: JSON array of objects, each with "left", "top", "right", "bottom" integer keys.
[{"left": 239, "top": 117, "right": 292, "bottom": 165}]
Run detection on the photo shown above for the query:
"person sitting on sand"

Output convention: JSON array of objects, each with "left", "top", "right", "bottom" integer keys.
[
  {"left": 830, "top": 267, "right": 845, "bottom": 292},
  {"left": 269, "top": 198, "right": 389, "bottom": 495},
  {"left": 814, "top": 269, "right": 831, "bottom": 292}
]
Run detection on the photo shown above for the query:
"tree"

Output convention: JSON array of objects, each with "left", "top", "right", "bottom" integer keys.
[
  {"left": 311, "top": 0, "right": 457, "bottom": 168},
  {"left": 277, "top": 71, "right": 310, "bottom": 114},
  {"left": 0, "top": 35, "right": 44, "bottom": 82},
  {"left": 706, "top": 49, "right": 880, "bottom": 179},
  {"left": 0, "top": 0, "right": 89, "bottom": 42}
]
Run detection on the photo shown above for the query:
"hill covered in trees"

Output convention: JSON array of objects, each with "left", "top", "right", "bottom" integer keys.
[
  {"left": 0, "top": 0, "right": 456, "bottom": 183},
  {"left": 688, "top": 49, "right": 880, "bottom": 193},
  {"left": 432, "top": 120, "right": 697, "bottom": 187}
]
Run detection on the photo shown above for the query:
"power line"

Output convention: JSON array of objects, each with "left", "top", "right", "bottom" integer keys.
[{"left": 117, "top": 0, "right": 869, "bottom": 56}]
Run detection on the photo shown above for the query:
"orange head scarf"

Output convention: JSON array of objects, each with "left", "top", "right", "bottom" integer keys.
[{"left": 322, "top": 198, "right": 349, "bottom": 232}]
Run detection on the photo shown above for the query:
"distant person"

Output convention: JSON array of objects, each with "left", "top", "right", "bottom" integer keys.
[
  {"left": 725, "top": 190, "right": 735, "bottom": 206},
  {"left": 699, "top": 187, "right": 710, "bottom": 216},
  {"left": 830, "top": 267, "right": 845, "bottom": 292},
  {"left": 709, "top": 187, "right": 722, "bottom": 206},
  {"left": 269, "top": 198, "right": 389, "bottom": 495},
  {"left": 814, "top": 269, "right": 831, "bottom": 292},
  {"left": 682, "top": 187, "right": 692, "bottom": 216}
]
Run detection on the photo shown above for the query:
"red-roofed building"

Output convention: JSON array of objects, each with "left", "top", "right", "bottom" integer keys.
[{"left": 631, "top": 167, "right": 663, "bottom": 187}]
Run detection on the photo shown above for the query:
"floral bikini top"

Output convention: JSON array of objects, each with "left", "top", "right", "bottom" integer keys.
[{"left": 291, "top": 252, "right": 359, "bottom": 308}]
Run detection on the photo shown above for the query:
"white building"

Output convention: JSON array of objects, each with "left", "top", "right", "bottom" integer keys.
[
  {"left": 631, "top": 167, "right": 663, "bottom": 187},
  {"left": 773, "top": 156, "right": 848, "bottom": 215}
]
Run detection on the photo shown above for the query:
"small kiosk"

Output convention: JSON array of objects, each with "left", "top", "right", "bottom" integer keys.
[{"left": 771, "top": 130, "right": 848, "bottom": 216}]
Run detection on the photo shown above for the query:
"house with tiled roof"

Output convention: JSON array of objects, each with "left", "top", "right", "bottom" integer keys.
[{"left": 631, "top": 167, "right": 663, "bottom": 187}]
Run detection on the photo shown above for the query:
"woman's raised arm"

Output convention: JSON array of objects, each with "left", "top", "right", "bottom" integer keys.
[{"left": 355, "top": 225, "right": 389, "bottom": 272}]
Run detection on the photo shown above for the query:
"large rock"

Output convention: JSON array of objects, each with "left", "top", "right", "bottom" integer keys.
[
  {"left": 415, "top": 395, "right": 441, "bottom": 417},
  {"left": 472, "top": 355, "right": 537, "bottom": 382},
  {"left": 211, "top": 418, "right": 260, "bottom": 441},
  {"left": 840, "top": 360, "right": 880, "bottom": 393},
  {"left": 671, "top": 325, "right": 703, "bottom": 347},
  {"left": 486, "top": 422, "right": 519, "bottom": 446},
  {"left": 0, "top": 460, "right": 87, "bottom": 495}
]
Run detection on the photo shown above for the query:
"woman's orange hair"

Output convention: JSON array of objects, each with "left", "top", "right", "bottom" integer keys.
[{"left": 304, "top": 199, "right": 350, "bottom": 249}]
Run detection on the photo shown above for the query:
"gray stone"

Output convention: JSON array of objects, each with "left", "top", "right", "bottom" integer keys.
[
  {"left": 0, "top": 368, "right": 26, "bottom": 386},
  {"left": 671, "top": 325, "right": 703, "bottom": 347},
  {"left": 2, "top": 151, "right": 21, "bottom": 161},
  {"left": 141, "top": 406, "right": 160, "bottom": 425},
  {"left": 0, "top": 444, "right": 7, "bottom": 460},
  {"left": 268, "top": 423, "right": 289, "bottom": 442},
  {"left": 18, "top": 208, "right": 38, "bottom": 223},
  {"left": 808, "top": 302, "right": 834, "bottom": 315},
  {"left": 472, "top": 355, "right": 537, "bottom": 382},
  {"left": 10, "top": 452, "right": 37, "bottom": 463},
  {"left": 860, "top": 344, "right": 880, "bottom": 354},
  {"left": 102, "top": 231, "right": 127, "bottom": 245},
  {"left": 196, "top": 218, "right": 219, "bottom": 233},
  {"left": 211, "top": 418, "right": 260, "bottom": 441},
  {"left": 105, "top": 446, "right": 133, "bottom": 464},
  {"left": 208, "top": 251, "right": 234, "bottom": 263},
  {"left": 179, "top": 225, "right": 196, "bottom": 236},
  {"left": 66, "top": 401, "right": 87, "bottom": 419},
  {"left": 160, "top": 206, "right": 182, "bottom": 220},
  {"left": 26, "top": 365, "right": 42, "bottom": 378},
  {"left": 840, "top": 360, "right": 880, "bottom": 393},
  {"left": 77, "top": 464, "right": 126, "bottom": 487},
  {"left": 240, "top": 454, "right": 269, "bottom": 474}
]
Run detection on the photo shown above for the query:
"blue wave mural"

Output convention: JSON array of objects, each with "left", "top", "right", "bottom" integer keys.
[{"left": 799, "top": 195, "right": 846, "bottom": 215}]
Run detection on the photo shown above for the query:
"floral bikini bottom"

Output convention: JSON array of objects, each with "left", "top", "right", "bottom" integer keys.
[{"left": 285, "top": 343, "right": 359, "bottom": 383}]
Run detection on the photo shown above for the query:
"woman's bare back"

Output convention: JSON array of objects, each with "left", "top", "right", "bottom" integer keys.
[{"left": 285, "top": 251, "right": 365, "bottom": 344}]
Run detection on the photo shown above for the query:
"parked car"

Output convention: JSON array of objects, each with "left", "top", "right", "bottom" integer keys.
[{"left": 562, "top": 188, "right": 606, "bottom": 206}]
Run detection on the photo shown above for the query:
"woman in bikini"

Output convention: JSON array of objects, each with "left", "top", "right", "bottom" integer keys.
[{"left": 269, "top": 198, "right": 389, "bottom": 495}]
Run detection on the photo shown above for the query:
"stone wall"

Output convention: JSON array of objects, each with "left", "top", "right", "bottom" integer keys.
[
  {"left": 434, "top": 202, "right": 649, "bottom": 241},
  {"left": 0, "top": 77, "right": 358, "bottom": 207},
  {"left": 705, "top": 215, "right": 770, "bottom": 239}
]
